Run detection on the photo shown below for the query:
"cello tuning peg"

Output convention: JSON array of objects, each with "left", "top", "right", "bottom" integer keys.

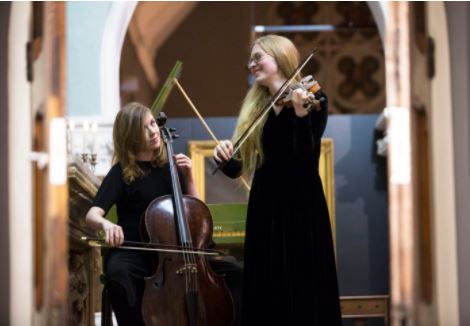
[
  {"left": 172, "top": 134, "right": 180, "bottom": 139},
  {"left": 169, "top": 127, "right": 177, "bottom": 132}
]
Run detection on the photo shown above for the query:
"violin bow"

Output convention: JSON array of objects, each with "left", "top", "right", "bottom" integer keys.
[
  {"left": 149, "top": 60, "right": 251, "bottom": 191},
  {"left": 173, "top": 77, "right": 252, "bottom": 191},
  {"left": 212, "top": 49, "right": 317, "bottom": 175},
  {"left": 81, "top": 236, "right": 222, "bottom": 256}
]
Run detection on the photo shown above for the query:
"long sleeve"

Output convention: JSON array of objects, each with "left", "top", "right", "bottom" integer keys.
[
  {"left": 219, "top": 157, "right": 243, "bottom": 179},
  {"left": 92, "top": 164, "right": 124, "bottom": 215},
  {"left": 292, "top": 91, "right": 328, "bottom": 160}
]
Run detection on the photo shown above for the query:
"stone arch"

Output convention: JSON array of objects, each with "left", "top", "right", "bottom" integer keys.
[
  {"left": 99, "top": 3, "right": 460, "bottom": 323},
  {"left": 7, "top": 2, "right": 33, "bottom": 325}
]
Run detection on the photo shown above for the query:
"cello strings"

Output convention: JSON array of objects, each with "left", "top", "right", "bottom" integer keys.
[
  {"left": 164, "top": 126, "right": 192, "bottom": 294},
  {"left": 183, "top": 219, "right": 197, "bottom": 293},
  {"left": 163, "top": 125, "right": 200, "bottom": 295}
]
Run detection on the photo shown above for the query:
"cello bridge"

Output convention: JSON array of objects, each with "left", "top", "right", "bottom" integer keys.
[{"left": 176, "top": 264, "right": 198, "bottom": 275}]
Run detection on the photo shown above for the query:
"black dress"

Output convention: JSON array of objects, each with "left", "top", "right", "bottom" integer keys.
[
  {"left": 92, "top": 161, "right": 175, "bottom": 325},
  {"left": 222, "top": 97, "right": 342, "bottom": 325}
]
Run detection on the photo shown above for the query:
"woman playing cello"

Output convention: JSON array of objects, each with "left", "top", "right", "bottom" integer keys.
[{"left": 86, "top": 102, "right": 240, "bottom": 325}]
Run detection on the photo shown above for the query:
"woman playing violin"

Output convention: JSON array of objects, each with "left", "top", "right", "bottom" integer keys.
[
  {"left": 213, "top": 35, "right": 341, "bottom": 325},
  {"left": 86, "top": 102, "right": 241, "bottom": 325}
]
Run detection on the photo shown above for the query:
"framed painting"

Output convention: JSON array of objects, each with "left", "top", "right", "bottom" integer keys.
[{"left": 188, "top": 139, "right": 336, "bottom": 247}]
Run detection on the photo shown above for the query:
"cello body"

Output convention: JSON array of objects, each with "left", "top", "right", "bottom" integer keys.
[{"left": 141, "top": 122, "right": 234, "bottom": 326}]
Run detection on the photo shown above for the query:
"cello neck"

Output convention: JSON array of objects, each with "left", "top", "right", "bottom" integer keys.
[{"left": 161, "top": 126, "right": 192, "bottom": 245}]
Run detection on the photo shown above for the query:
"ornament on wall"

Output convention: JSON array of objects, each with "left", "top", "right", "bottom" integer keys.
[
  {"left": 276, "top": 2, "right": 319, "bottom": 42},
  {"left": 256, "top": 1, "right": 385, "bottom": 114},
  {"left": 337, "top": 55, "right": 380, "bottom": 99},
  {"left": 335, "top": 2, "right": 376, "bottom": 39}
]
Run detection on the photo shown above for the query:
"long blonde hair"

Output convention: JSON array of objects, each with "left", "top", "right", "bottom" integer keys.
[
  {"left": 113, "top": 102, "right": 167, "bottom": 183},
  {"left": 232, "top": 35, "right": 300, "bottom": 177}
]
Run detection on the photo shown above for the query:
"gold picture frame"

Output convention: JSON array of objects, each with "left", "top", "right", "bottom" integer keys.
[{"left": 188, "top": 138, "right": 336, "bottom": 246}]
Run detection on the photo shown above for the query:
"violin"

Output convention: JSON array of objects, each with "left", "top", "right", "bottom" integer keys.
[
  {"left": 275, "top": 75, "right": 326, "bottom": 111},
  {"left": 140, "top": 113, "right": 234, "bottom": 326},
  {"left": 213, "top": 50, "right": 319, "bottom": 174}
]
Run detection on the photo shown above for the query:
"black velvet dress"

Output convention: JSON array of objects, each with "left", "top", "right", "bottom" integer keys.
[{"left": 222, "top": 97, "right": 342, "bottom": 325}]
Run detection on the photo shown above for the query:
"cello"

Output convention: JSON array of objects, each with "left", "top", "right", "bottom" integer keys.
[{"left": 141, "top": 115, "right": 234, "bottom": 326}]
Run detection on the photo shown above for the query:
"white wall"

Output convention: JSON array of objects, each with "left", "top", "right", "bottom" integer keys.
[
  {"left": 66, "top": 2, "right": 137, "bottom": 176},
  {"left": 8, "top": 2, "right": 33, "bottom": 325},
  {"left": 446, "top": 2, "right": 470, "bottom": 325},
  {"left": 0, "top": 2, "right": 11, "bottom": 324},
  {"left": 66, "top": 1, "right": 112, "bottom": 119},
  {"left": 428, "top": 2, "right": 460, "bottom": 325}
]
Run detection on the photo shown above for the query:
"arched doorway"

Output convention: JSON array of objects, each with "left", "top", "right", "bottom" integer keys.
[
  {"left": 119, "top": 0, "right": 390, "bottom": 301},
  {"left": 99, "top": 3, "right": 457, "bottom": 324}
]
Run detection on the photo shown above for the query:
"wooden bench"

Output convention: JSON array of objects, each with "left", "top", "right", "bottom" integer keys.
[{"left": 341, "top": 295, "right": 389, "bottom": 325}]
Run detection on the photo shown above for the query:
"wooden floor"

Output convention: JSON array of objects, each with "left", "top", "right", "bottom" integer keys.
[{"left": 94, "top": 295, "right": 389, "bottom": 326}]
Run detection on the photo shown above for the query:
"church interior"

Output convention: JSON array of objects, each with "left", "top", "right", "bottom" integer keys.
[{"left": 0, "top": 1, "right": 469, "bottom": 325}]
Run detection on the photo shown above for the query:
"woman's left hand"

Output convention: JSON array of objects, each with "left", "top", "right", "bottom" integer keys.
[
  {"left": 174, "top": 153, "right": 199, "bottom": 198},
  {"left": 291, "top": 88, "right": 311, "bottom": 118},
  {"left": 174, "top": 153, "right": 193, "bottom": 178}
]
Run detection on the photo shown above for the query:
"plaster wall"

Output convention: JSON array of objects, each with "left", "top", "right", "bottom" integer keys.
[
  {"left": 446, "top": 2, "right": 470, "bottom": 325},
  {"left": 8, "top": 2, "right": 33, "bottom": 325},
  {"left": 66, "top": 2, "right": 112, "bottom": 118},
  {"left": 0, "top": 2, "right": 11, "bottom": 324}
]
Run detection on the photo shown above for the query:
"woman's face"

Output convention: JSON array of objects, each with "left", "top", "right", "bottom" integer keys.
[
  {"left": 143, "top": 112, "right": 160, "bottom": 151},
  {"left": 247, "top": 44, "right": 280, "bottom": 87}
]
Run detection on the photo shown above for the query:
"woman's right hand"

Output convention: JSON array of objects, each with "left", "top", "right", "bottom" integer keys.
[
  {"left": 102, "top": 219, "right": 124, "bottom": 247},
  {"left": 213, "top": 140, "right": 233, "bottom": 163}
]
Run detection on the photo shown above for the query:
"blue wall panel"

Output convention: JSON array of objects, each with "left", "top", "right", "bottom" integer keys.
[
  {"left": 66, "top": 2, "right": 111, "bottom": 117},
  {"left": 167, "top": 114, "right": 389, "bottom": 296}
]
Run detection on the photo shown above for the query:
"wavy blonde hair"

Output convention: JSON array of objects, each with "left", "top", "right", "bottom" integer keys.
[
  {"left": 112, "top": 102, "right": 167, "bottom": 183},
  {"left": 232, "top": 35, "right": 300, "bottom": 177}
]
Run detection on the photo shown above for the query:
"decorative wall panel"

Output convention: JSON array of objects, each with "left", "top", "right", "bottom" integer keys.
[{"left": 253, "top": 2, "right": 385, "bottom": 114}]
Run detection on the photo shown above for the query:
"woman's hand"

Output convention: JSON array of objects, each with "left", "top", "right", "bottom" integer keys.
[
  {"left": 174, "top": 153, "right": 199, "bottom": 198},
  {"left": 292, "top": 88, "right": 321, "bottom": 118},
  {"left": 86, "top": 206, "right": 124, "bottom": 247},
  {"left": 291, "top": 88, "right": 311, "bottom": 118},
  {"left": 213, "top": 140, "right": 233, "bottom": 163},
  {"left": 102, "top": 219, "right": 124, "bottom": 247},
  {"left": 174, "top": 153, "right": 193, "bottom": 178}
]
